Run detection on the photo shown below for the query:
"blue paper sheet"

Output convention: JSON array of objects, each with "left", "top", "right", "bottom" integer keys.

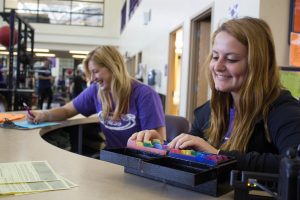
[{"left": 14, "top": 120, "right": 61, "bottom": 129}]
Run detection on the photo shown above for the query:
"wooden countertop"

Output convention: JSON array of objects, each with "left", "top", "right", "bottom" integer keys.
[{"left": 0, "top": 115, "right": 234, "bottom": 200}]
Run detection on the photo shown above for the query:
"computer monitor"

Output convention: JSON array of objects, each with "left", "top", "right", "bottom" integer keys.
[{"left": 280, "top": 66, "right": 300, "bottom": 100}]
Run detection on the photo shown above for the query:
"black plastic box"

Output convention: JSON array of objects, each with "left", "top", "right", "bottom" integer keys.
[{"left": 100, "top": 148, "right": 237, "bottom": 197}]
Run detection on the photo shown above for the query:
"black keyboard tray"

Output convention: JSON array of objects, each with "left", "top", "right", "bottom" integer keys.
[{"left": 100, "top": 148, "right": 237, "bottom": 197}]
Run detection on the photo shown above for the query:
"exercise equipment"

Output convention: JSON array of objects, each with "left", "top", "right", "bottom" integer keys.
[
  {"left": 0, "top": 9, "right": 35, "bottom": 111},
  {"left": 0, "top": 25, "right": 18, "bottom": 47}
]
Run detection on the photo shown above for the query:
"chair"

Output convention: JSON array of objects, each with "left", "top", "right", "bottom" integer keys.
[{"left": 165, "top": 115, "right": 190, "bottom": 141}]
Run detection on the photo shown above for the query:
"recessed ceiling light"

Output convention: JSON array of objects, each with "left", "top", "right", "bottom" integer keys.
[
  {"left": 0, "top": 51, "right": 9, "bottom": 55},
  {"left": 72, "top": 54, "right": 87, "bottom": 59},
  {"left": 27, "top": 48, "right": 50, "bottom": 52},
  {"left": 69, "top": 50, "right": 89, "bottom": 54},
  {"left": 35, "top": 53, "right": 56, "bottom": 57},
  {"left": 0, "top": 51, "right": 17, "bottom": 55}
]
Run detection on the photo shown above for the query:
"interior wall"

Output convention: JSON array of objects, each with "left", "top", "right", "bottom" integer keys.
[
  {"left": 259, "top": 0, "right": 290, "bottom": 66},
  {"left": 212, "top": 0, "right": 260, "bottom": 31},
  {"left": 180, "top": 18, "right": 193, "bottom": 116},
  {"left": 119, "top": 0, "right": 214, "bottom": 117},
  {"left": 0, "top": 0, "right": 3, "bottom": 11},
  {"left": 119, "top": 0, "right": 214, "bottom": 55},
  {"left": 142, "top": 36, "right": 169, "bottom": 94}
]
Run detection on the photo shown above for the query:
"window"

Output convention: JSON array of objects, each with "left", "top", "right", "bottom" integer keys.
[{"left": 4, "top": 0, "right": 104, "bottom": 27}]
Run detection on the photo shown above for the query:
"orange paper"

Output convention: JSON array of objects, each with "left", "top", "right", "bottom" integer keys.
[
  {"left": 290, "top": 32, "right": 300, "bottom": 67},
  {"left": 294, "top": 0, "right": 300, "bottom": 33},
  {"left": 0, "top": 113, "right": 25, "bottom": 123}
]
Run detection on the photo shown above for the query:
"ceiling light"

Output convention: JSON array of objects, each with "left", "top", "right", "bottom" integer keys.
[
  {"left": 0, "top": 51, "right": 8, "bottom": 55},
  {"left": 0, "top": 47, "right": 6, "bottom": 50},
  {"left": 35, "top": 53, "right": 56, "bottom": 57},
  {"left": 69, "top": 50, "right": 89, "bottom": 54},
  {"left": 72, "top": 54, "right": 87, "bottom": 59},
  {"left": 27, "top": 48, "right": 50, "bottom": 52},
  {"left": 0, "top": 51, "right": 17, "bottom": 55}
]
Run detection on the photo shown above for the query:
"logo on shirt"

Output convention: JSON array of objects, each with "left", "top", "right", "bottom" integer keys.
[{"left": 98, "top": 111, "right": 136, "bottom": 130}]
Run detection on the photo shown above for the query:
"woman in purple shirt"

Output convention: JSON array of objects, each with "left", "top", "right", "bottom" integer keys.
[{"left": 27, "top": 46, "right": 166, "bottom": 149}]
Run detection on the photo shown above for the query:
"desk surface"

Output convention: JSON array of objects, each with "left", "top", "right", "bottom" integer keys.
[{"left": 0, "top": 116, "right": 233, "bottom": 200}]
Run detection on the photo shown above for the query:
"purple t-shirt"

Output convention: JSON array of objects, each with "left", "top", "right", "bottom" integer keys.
[
  {"left": 73, "top": 80, "right": 165, "bottom": 149},
  {"left": 223, "top": 108, "right": 235, "bottom": 143}
]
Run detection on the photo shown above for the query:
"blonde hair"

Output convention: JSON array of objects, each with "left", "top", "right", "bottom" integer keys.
[
  {"left": 205, "top": 17, "right": 282, "bottom": 152},
  {"left": 83, "top": 46, "right": 132, "bottom": 120}
]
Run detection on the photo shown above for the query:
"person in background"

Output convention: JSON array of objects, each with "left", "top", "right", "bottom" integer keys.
[
  {"left": 0, "top": 94, "right": 6, "bottom": 112},
  {"left": 130, "top": 17, "right": 300, "bottom": 173},
  {"left": 37, "top": 58, "right": 53, "bottom": 110},
  {"left": 70, "top": 69, "right": 87, "bottom": 99},
  {"left": 0, "top": 59, "right": 6, "bottom": 88},
  {"left": 27, "top": 46, "right": 166, "bottom": 149}
]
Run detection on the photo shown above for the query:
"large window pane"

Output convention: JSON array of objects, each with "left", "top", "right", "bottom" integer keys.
[
  {"left": 72, "top": 2, "right": 103, "bottom": 14},
  {"left": 71, "top": 14, "right": 103, "bottom": 26},
  {"left": 4, "top": 0, "right": 104, "bottom": 27},
  {"left": 47, "top": 12, "right": 70, "bottom": 25},
  {"left": 39, "top": 0, "right": 71, "bottom": 13}
]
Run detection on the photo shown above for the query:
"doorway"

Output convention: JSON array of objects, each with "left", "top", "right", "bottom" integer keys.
[
  {"left": 166, "top": 27, "right": 183, "bottom": 115},
  {"left": 125, "top": 55, "right": 136, "bottom": 77},
  {"left": 187, "top": 10, "right": 212, "bottom": 121}
]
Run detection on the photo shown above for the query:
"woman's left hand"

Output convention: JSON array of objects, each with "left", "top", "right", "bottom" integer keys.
[{"left": 168, "top": 133, "right": 219, "bottom": 154}]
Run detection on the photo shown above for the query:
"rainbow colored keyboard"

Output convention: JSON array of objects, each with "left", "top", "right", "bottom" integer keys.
[{"left": 127, "top": 139, "right": 230, "bottom": 166}]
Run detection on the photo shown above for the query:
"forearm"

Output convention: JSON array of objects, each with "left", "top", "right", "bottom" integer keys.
[
  {"left": 44, "top": 102, "right": 77, "bottom": 121},
  {"left": 219, "top": 150, "right": 281, "bottom": 173}
]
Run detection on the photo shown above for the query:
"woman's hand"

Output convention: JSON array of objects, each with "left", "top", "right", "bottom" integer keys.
[
  {"left": 26, "top": 111, "right": 48, "bottom": 124},
  {"left": 129, "top": 129, "right": 164, "bottom": 143},
  {"left": 168, "top": 133, "right": 219, "bottom": 154}
]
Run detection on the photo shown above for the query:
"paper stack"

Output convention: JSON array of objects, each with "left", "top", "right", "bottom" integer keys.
[{"left": 0, "top": 161, "right": 77, "bottom": 196}]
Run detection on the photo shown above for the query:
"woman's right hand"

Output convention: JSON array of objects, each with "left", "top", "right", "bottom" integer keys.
[
  {"left": 167, "top": 133, "right": 219, "bottom": 154},
  {"left": 128, "top": 129, "right": 164, "bottom": 143},
  {"left": 26, "top": 111, "right": 48, "bottom": 124}
]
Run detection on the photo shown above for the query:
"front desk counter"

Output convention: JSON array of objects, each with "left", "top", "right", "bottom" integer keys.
[{"left": 0, "top": 115, "right": 234, "bottom": 200}]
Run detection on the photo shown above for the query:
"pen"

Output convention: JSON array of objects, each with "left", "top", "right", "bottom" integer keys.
[{"left": 23, "top": 102, "right": 35, "bottom": 118}]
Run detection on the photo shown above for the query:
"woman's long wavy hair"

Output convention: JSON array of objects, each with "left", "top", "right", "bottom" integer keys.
[
  {"left": 83, "top": 46, "right": 132, "bottom": 120},
  {"left": 205, "top": 17, "right": 283, "bottom": 152}
]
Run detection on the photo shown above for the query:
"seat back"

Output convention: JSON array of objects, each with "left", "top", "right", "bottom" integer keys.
[{"left": 165, "top": 115, "right": 190, "bottom": 141}]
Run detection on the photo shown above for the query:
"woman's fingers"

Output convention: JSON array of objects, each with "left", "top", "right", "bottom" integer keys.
[
  {"left": 129, "top": 130, "right": 162, "bottom": 143},
  {"left": 178, "top": 139, "right": 197, "bottom": 150},
  {"left": 128, "top": 132, "right": 138, "bottom": 141},
  {"left": 26, "top": 111, "right": 35, "bottom": 123},
  {"left": 173, "top": 134, "right": 194, "bottom": 149},
  {"left": 136, "top": 131, "right": 145, "bottom": 142},
  {"left": 25, "top": 111, "right": 45, "bottom": 124},
  {"left": 144, "top": 130, "right": 162, "bottom": 142},
  {"left": 168, "top": 133, "right": 186, "bottom": 149}
]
